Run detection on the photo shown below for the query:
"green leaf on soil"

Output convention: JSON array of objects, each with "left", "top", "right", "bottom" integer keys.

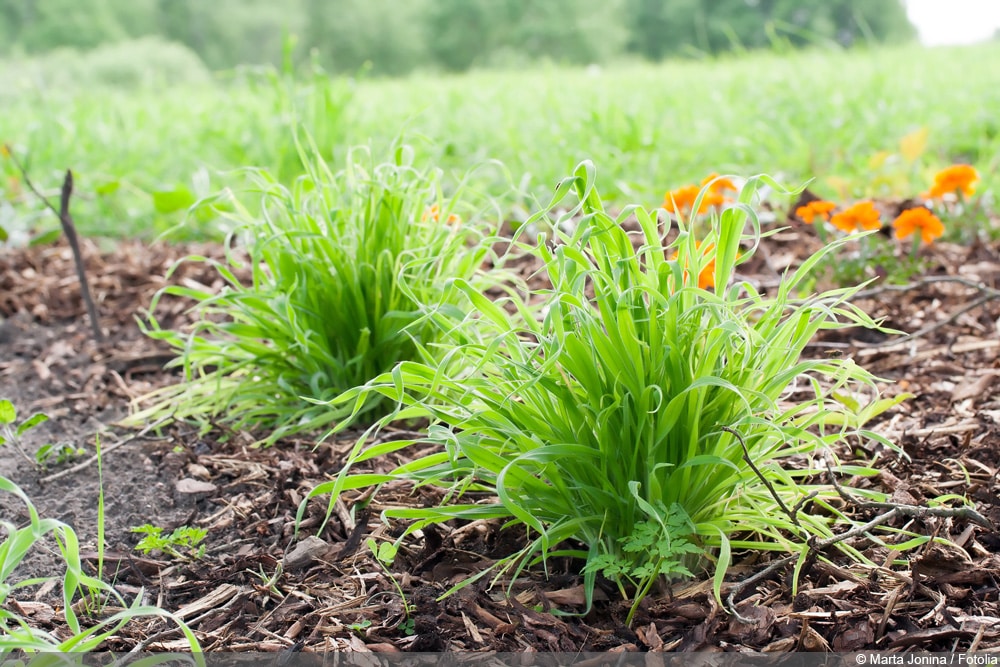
[
  {"left": 17, "top": 413, "right": 50, "bottom": 437},
  {"left": 0, "top": 399, "right": 15, "bottom": 424},
  {"left": 152, "top": 187, "right": 196, "bottom": 214}
]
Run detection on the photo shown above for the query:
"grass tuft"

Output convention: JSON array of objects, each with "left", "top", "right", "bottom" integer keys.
[
  {"left": 130, "top": 143, "right": 503, "bottom": 443},
  {"left": 303, "top": 164, "right": 900, "bottom": 623}
]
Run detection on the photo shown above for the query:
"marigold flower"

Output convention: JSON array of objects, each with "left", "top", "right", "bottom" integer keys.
[
  {"left": 829, "top": 201, "right": 881, "bottom": 233},
  {"left": 422, "top": 203, "right": 461, "bottom": 226},
  {"left": 795, "top": 200, "right": 837, "bottom": 224},
  {"left": 892, "top": 207, "right": 944, "bottom": 245},
  {"left": 924, "top": 164, "right": 978, "bottom": 199},
  {"left": 670, "top": 241, "right": 716, "bottom": 289},
  {"left": 663, "top": 185, "right": 723, "bottom": 215},
  {"left": 700, "top": 173, "right": 737, "bottom": 195}
]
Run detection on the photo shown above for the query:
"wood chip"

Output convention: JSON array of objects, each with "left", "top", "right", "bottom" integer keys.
[
  {"left": 282, "top": 536, "right": 333, "bottom": 571},
  {"left": 461, "top": 611, "right": 485, "bottom": 644},
  {"left": 174, "top": 583, "right": 240, "bottom": 620},
  {"left": 175, "top": 477, "right": 217, "bottom": 494}
]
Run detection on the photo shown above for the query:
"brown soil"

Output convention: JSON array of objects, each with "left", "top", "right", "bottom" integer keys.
[{"left": 1, "top": 218, "right": 999, "bottom": 653}]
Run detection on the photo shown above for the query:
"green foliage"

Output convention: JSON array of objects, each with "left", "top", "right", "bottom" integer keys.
[
  {"left": 130, "top": 144, "right": 503, "bottom": 443},
  {"left": 367, "top": 538, "right": 398, "bottom": 567},
  {"left": 0, "top": 476, "right": 202, "bottom": 651},
  {"left": 0, "top": 36, "right": 210, "bottom": 101},
  {"left": 303, "top": 165, "right": 898, "bottom": 618},
  {"left": 34, "top": 442, "right": 85, "bottom": 467},
  {"left": 583, "top": 504, "right": 702, "bottom": 623},
  {"left": 153, "top": 0, "right": 305, "bottom": 70},
  {"left": 151, "top": 186, "right": 197, "bottom": 214},
  {"left": 0, "top": 0, "right": 914, "bottom": 75},
  {"left": 0, "top": 398, "right": 18, "bottom": 424},
  {"left": 304, "top": 0, "right": 429, "bottom": 77},
  {"left": 626, "top": 0, "right": 915, "bottom": 59},
  {"left": 5, "top": 44, "right": 998, "bottom": 244},
  {"left": 9, "top": 0, "right": 125, "bottom": 53},
  {"left": 131, "top": 524, "right": 207, "bottom": 560},
  {"left": 365, "top": 537, "right": 416, "bottom": 635},
  {"left": 425, "top": 0, "right": 628, "bottom": 72},
  {"left": 0, "top": 399, "right": 72, "bottom": 469},
  {"left": 0, "top": 405, "right": 198, "bottom": 650}
]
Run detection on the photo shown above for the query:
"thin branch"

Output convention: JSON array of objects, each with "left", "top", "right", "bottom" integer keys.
[
  {"left": 853, "top": 275, "right": 1000, "bottom": 301},
  {"left": 826, "top": 462, "right": 994, "bottom": 529},
  {"left": 58, "top": 170, "right": 104, "bottom": 342},
  {"left": 721, "top": 425, "right": 801, "bottom": 530},
  {"left": 862, "top": 293, "right": 995, "bottom": 350},
  {"left": 726, "top": 553, "right": 797, "bottom": 621},
  {"left": 725, "top": 464, "right": 994, "bottom": 623},
  {"left": 5, "top": 146, "right": 103, "bottom": 343}
]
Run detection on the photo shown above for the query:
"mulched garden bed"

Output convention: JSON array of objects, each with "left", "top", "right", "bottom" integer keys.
[{"left": 1, "top": 219, "right": 999, "bottom": 652}]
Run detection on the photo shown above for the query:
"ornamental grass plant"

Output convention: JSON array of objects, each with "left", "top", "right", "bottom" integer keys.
[
  {"left": 132, "top": 144, "right": 502, "bottom": 443},
  {"left": 304, "top": 163, "right": 900, "bottom": 623}
]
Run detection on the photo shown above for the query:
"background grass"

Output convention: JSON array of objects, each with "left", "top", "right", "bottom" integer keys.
[{"left": 1, "top": 43, "right": 998, "bottom": 241}]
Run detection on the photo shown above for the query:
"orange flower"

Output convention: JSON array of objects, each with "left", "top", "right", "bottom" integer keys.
[
  {"left": 422, "top": 203, "right": 461, "bottom": 225},
  {"left": 671, "top": 241, "right": 716, "bottom": 289},
  {"left": 829, "top": 201, "right": 881, "bottom": 233},
  {"left": 924, "top": 164, "right": 978, "bottom": 199},
  {"left": 892, "top": 207, "right": 944, "bottom": 244},
  {"left": 663, "top": 185, "right": 723, "bottom": 215},
  {"left": 701, "top": 173, "right": 737, "bottom": 195},
  {"left": 795, "top": 200, "right": 836, "bottom": 224}
]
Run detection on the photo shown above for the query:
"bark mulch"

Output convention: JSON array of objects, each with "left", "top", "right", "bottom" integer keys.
[{"left": 1, "top": 220, "right": 998, "bottom": 653}]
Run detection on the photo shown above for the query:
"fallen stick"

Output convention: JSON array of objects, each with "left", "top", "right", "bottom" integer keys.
[
  {"left": 722, "top": 432, "right": 994, "bottom": 623},
  {"left": 5, "top": 145, "right": 103, "bottom": 343},
  {"left": 56, "top": 169, "right": 104, "bottom": 343}
]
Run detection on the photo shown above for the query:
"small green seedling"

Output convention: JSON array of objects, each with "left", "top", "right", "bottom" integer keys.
[
  {"left": 365, "top": 537, "right": 416, "bottom": 635},
  {"left": 0, "top": 399, "right": 69, "bottom": 469},
  {"left": 367, "top": 537, "right": 398, "bottom": 567},
  {"left": 583, "top": 502, "right": 703, "bottom": 625},
  {"left": 35, "top": 442, "right": 86, "bottom": 467},
  {"left": 132, "top": 524, "right": 208, "bottom": 561},
  {"left": 348, "top": 619, "right": 372, "bottom": 633}
]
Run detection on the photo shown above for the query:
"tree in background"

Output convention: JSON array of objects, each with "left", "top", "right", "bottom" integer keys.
[
  {"left": 154, "top": 0, "right": 302, "bottom": 69},
  {"left": 0, "top": 0, "right": 916, "bottom": 75},
  {"left": 304, "top": 0, "right": 429, "bottom": 77},
  {"left": 626, "top": 0, "right": 916, "bottom": 60},
  {"left": 426, "top": 0, "right": 627, "bottom": 71},
  {"left": 4, "top": 0, "right": 125, "bottom": 52}
]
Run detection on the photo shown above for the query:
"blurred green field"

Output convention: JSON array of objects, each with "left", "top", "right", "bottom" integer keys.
[{"left": 1, "top": 42, "right": 997, "bottom": 241}]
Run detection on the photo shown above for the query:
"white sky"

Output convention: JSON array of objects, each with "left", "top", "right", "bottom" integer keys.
[{"left": 905, "top": 0, "right": 1000, "bottom": 45}]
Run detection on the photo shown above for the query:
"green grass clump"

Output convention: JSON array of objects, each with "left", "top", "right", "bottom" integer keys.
[
  {"left": 132, "top": 145, "right": 501, "bottom": 443},
  {"left": 304, "top": 163, "right": 898, "bottom": 623}
]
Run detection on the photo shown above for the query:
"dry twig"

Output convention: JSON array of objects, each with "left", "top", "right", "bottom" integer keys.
[
  {"left": 723, "top": 434, "right": 993, "bottom": 623},
  {"left": 852, "top": 275, "right": 1000, "bottom": 350},
  {"left": 5, "top": 145, "right": 103, "bottom": 342}
]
